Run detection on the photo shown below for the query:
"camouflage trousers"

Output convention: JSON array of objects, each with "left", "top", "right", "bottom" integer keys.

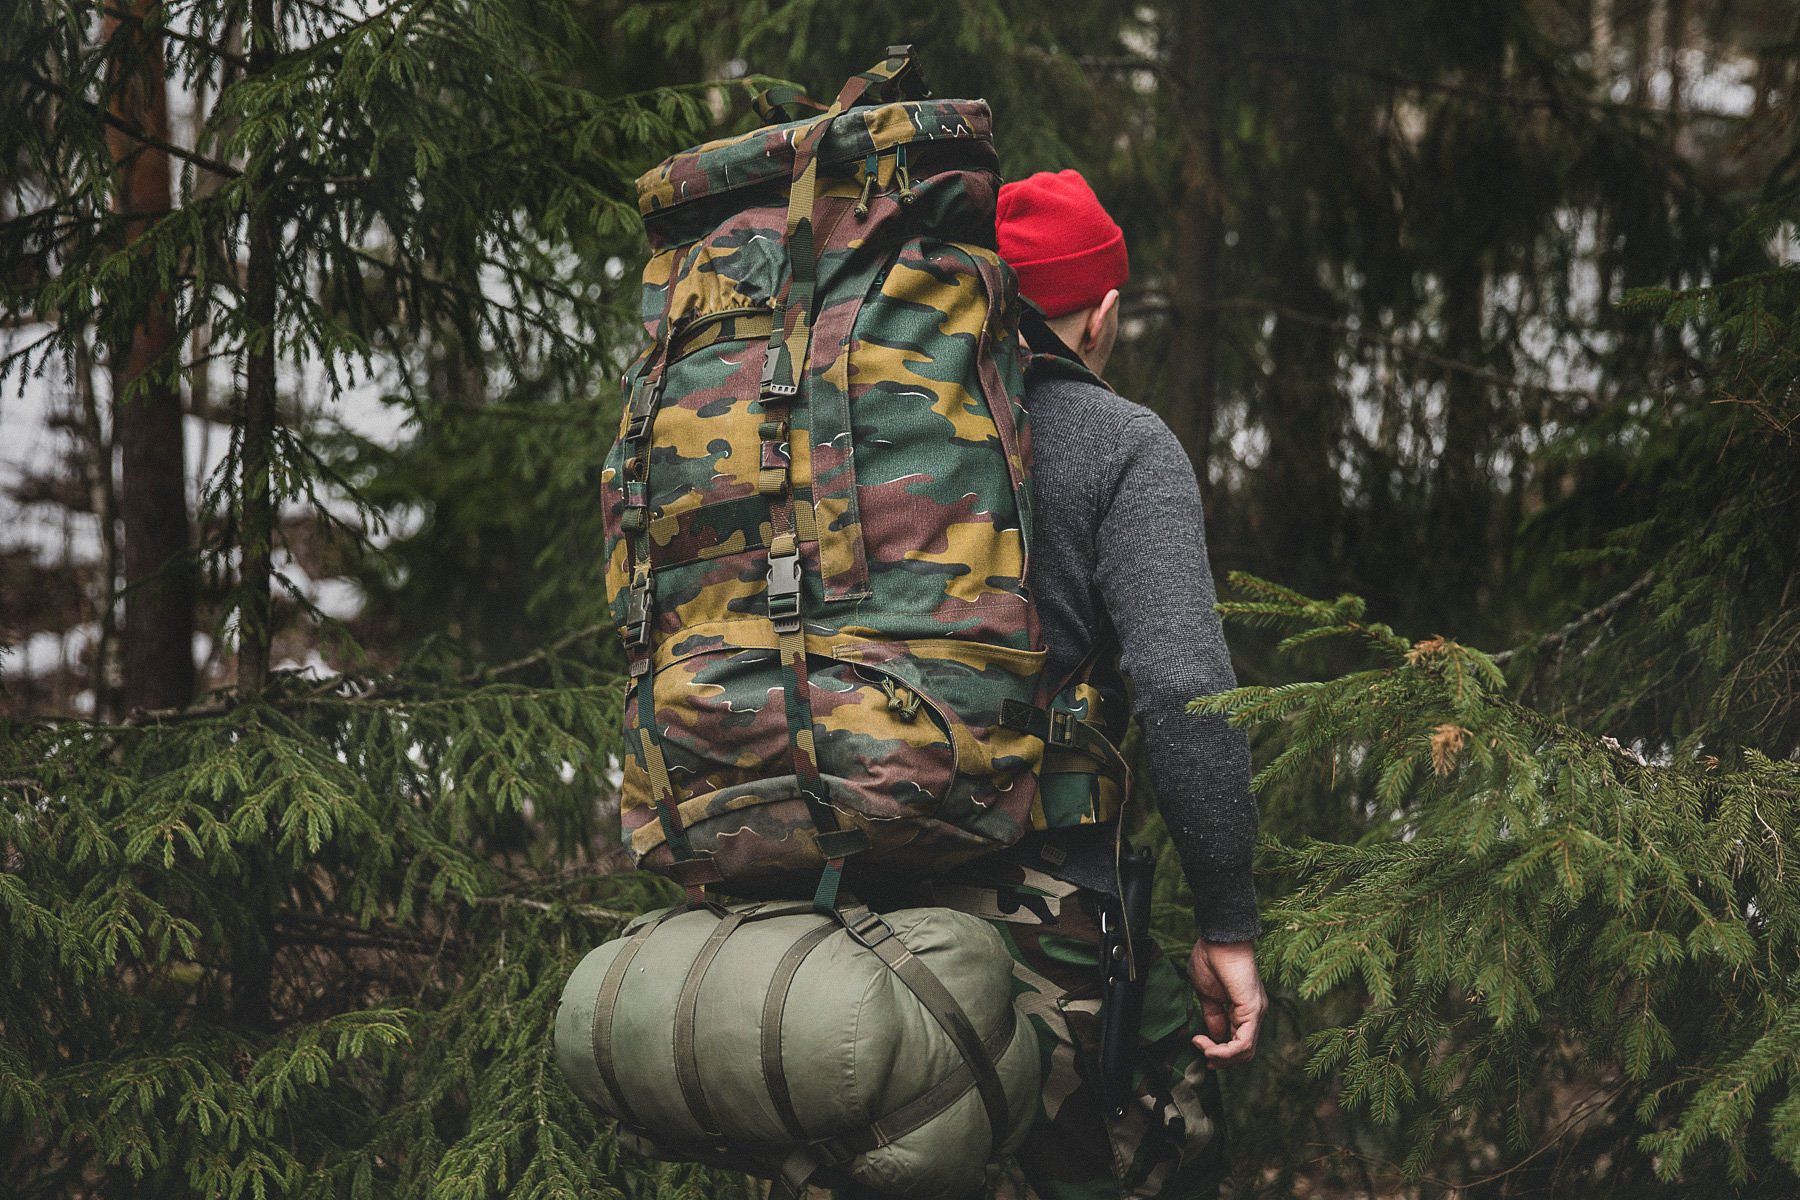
[{"left": 929, "top": 864, "right": 1229, "bottom": 1200}]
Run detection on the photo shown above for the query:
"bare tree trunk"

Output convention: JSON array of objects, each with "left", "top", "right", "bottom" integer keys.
[
  {"left": 1666, "top": 0, "right": 1689, "bottom": 146},
  {"left": 1630, "top": 0, "right": 1655, "bottom": 106},
  {"left": 1591, "top": 0, "right": 1614, "bottom": 82},
  {"left": 1166, "top": 0, "right": 1226, "bottom": 496},
  {"left": 105, "top": 1, "right": 195, "bottom": 713},
  {"left": 1261, "top": 239, "right": 1341, "bottom": 595},
  {"left": 237, "top": 0, "right": 279, "bottom": 697},
  {"left": 73, "top": 330, "right": 121, "bottom": 719},
  {"left": 1435, "top": 249, "right": 1493, "bottom": 617},
  {"left": 228, "top": 0, "right": 282, "bottom": 1037}
]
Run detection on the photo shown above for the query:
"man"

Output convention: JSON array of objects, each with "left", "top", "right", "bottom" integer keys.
[{"left": 965, "top": 169, "right": 1266, "bottom": 1199}]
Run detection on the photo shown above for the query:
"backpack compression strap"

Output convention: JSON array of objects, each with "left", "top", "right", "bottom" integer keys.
[
  {"left": 756, "top": 47, "right": 925, "bottom": 910},
  {"left": 621, "top": 244, "right": 723, "bottom": 899}
]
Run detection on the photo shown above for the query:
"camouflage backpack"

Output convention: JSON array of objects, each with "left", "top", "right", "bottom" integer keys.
[{"left": 602, "top": 48, "right": 1129, "bottom": 908}]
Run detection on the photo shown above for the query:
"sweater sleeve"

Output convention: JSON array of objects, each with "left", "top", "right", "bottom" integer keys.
[{"left": 1092, "top": 411, "right": 1262, "bottom": 942}]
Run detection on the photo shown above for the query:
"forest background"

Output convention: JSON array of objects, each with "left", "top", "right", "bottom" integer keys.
[{"left": 3, "top": 1, "right": 1799, "bottom": 1197}]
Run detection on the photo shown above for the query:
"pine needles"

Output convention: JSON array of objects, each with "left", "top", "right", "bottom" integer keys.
[{"left": 1200, "top": 572, "right": 1800, "bottom": 1191}]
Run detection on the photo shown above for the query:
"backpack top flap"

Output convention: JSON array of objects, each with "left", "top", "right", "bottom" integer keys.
[{"left": 636, "top": 99, "right": 997, "bottom": 248}]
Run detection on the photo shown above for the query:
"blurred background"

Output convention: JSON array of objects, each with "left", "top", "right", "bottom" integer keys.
[{"left": 3, "top": 2, "right": 1797, "bottom": 1197}]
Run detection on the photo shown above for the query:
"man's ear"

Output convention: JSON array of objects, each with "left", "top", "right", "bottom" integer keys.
[{"left": 1086, "top": 288, "right": 1121, "bottom": 351}]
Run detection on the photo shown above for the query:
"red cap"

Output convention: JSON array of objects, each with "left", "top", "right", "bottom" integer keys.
[{"left": 995, "top": 169, "right": 1129, "bottom": 318}]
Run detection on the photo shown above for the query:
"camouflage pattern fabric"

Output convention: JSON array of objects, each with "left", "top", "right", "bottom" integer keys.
[
  {"left": 925, "top": 864, "right": 1228, "bottom": 1200},
  {"left": 601, "top": 52, "right": 1127, "bottom": 896}
]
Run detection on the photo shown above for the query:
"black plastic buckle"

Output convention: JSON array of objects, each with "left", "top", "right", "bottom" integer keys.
[
  {"left": 664, "top": 854, "right": 725, "bottom": 888},
  {"left": 760, "top": 343, "right": 797, "bottom": 400},
  {"left": 766, "top": 548, "right": 801, "bottom": 631},
  {"left": 626, "top": 377, "right": 661, "bottom": 439},
  {"left": 844, "top": 908, "right": 893, "bottom": 951},
  {"left": 1048, "top": 708, "right": 1077, "bottom": 748},
  {"left": 625, "top": 577, "right": 652, "bottom": 649}
]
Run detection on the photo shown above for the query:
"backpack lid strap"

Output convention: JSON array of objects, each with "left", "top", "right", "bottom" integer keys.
[
  {"left": 754, "top": 57, "right": 914, "bottom": 897},
  {"left": 829, "top": 44, "right": 929, "bottom": 112}
]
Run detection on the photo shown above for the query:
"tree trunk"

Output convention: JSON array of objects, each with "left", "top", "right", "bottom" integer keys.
[
  {"left": 1666, "top": 0, "right": 1688, "bottom": 148},
  {"left": 1260, "top": 240, "right": 1341, "bottom": 595},
  {"left": 1591, "top": 0, "right": 1614, "bottom": 82},
  {"left": 1435, "top": 250, "right": 1492, "bottom": 612},
  {"left": 237, "top": 0, "right": 279, "bottom": 697},
  {"left": 73, "top": 330, "right": 121, "bottom": 720},
  {"left": 105, "top": 1, "right": 195, "bottom": 713},
  {"left": 1165, "top": 0, "right": 1226, "bottom": 496}
]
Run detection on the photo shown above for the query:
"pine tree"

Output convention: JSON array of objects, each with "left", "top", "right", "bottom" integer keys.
[
  {"left": 1203, "top": 202, "right": 1800, "bottom": 1194},
  {"left": 6, "top": 4, "right": 1799, "bottom": 1197},
  {"left": 1, "top": 2, "right": 752, "bottom": 1195}
]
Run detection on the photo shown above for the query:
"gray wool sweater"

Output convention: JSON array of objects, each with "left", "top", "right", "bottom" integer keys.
[{"left": 1006, "top": 373, "right": 1262, "bottom": 944}]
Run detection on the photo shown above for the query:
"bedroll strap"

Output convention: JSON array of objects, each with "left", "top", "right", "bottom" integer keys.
[
  {"left": 759, "top": 919, "right": 839, "bottom": 1142},
  {"left": 811, "top": 1022, "right": 1015, "bottom": 1165},
  {"left": 837, "top": 906, "right": 1011, "bottom": 1142},
  {"left": 768, "top": 1148, "right": 826, "bottom": 1200},
  {"left": 673, "top": 908, "right": 746, "bottom": 1138},
  {"left": 589, "top": 909, "right": 682, "bottom": 1130}
]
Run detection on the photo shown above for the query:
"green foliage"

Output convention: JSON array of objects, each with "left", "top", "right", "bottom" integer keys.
[
  {"left": 1199, "top": 575, "right": 1800, "bottom": 1189},
  {"left": 2, "top": 0, "right": 720, "bottom": 643},
  {"left": 1184, "top": 196, "right": 1800, "bottom": 1196},
  {"left": 1, "top": 651, "right": 666, "bottom": 1198},
  {"left": 6, "top": 2, "right": 1800, "bottom": 1197}
]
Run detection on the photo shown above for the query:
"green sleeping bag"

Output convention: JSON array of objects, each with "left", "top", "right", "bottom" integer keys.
[{"left": 554, "top": 900, "right": 1042, "bottom": 1199}]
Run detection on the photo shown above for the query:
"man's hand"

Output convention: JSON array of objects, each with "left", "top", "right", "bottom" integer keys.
[{"left": 1189, "top": 939, "right": 1266, "bottom": 1066}]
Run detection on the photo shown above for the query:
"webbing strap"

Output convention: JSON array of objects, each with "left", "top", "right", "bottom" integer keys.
[
  {"left": 759, "top": 919, "right": 839, "bottom": 1142},
  {"left": 1046, "top": 629, "right": 1118, "bottom": 706},
  {"left": 759, "top": 57, "right": 893, "bottom": 901},
  {"left": 589, "top": 910, "right": 680, "bottom": 1130},
  {"left": 837, "top": 907, "right": 1011, "bottom": 1141},
  {"left": 968, "top": 251, "right": 1034, "bottom": 577},
  {"left": 768, "top": 1148, "right": 825, "bottom": 1200},
  {"left": 639, "top": 685, "right": 697, "bottom": 862},
  {"left": 626, "top": 243, "right": 717, "bottom": 888},
  {"left": 673, "top": 908, "right": 746, "bottom": 1138},
  {"left": 999, "top": 698, "right": 1131, "bottom": 787},
  {"left": 753, "top": 83, "right": 826, "bottom": 125},
  {"left": 821, "top": 1023, "right": 1015, "bottom": 1158}
]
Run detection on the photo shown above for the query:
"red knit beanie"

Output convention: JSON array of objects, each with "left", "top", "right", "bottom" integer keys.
[{"left": 995, "top": 169, "right": 1129, "bottom": 318}]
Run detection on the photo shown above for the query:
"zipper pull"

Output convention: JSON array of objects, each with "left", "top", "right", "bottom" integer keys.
[
  {"left": 879, "top": 677, "right": 920, "bottom": 721},
  {"left": 854, "top": 154, "right": 879, "bottom": 218}
]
